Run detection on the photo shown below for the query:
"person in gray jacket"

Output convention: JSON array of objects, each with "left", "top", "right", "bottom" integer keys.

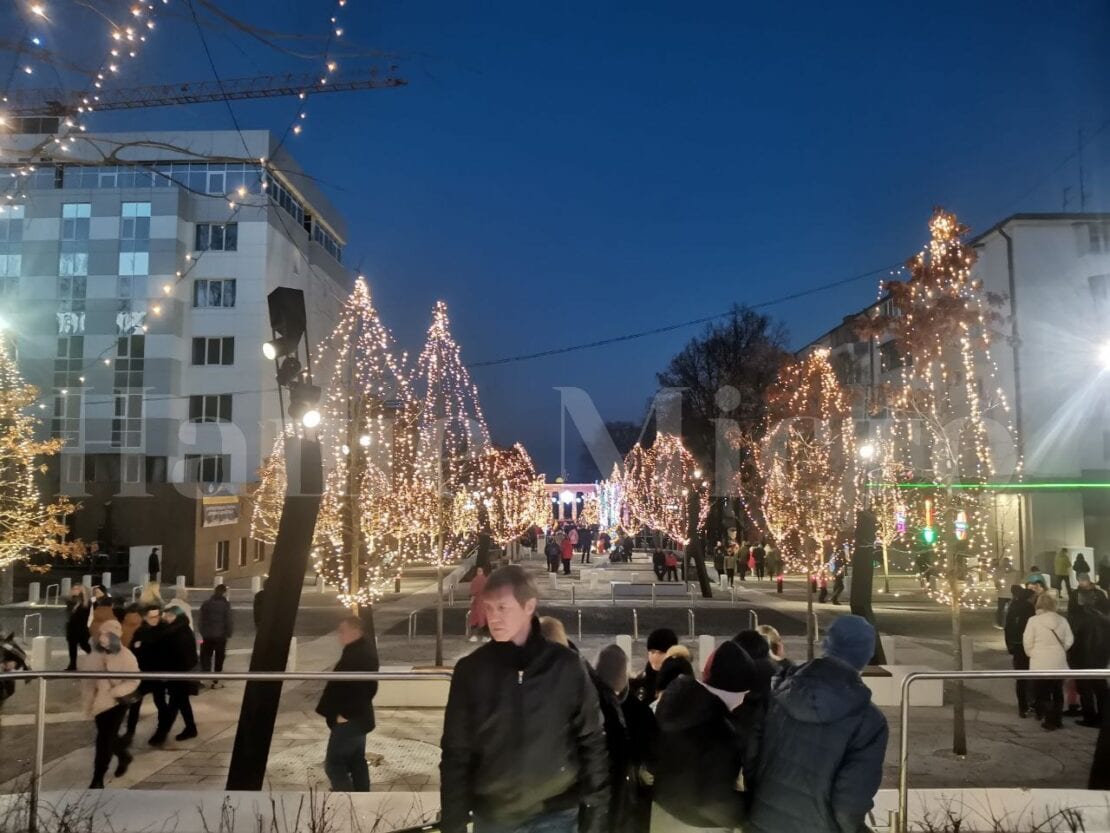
[
  {"left": 748, "top": 615, "right": 888, "bottom": 833},
  {"left": 198, "top": 584, "right": 233, "bottom": 689}
]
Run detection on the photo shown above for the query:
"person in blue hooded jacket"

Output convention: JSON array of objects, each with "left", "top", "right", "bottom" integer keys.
[{"left": 747, "top": 615, "right": 888, "bottom": 833}]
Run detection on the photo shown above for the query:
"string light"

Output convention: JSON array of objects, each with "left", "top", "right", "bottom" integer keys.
[{"left": 622, "top": 433, "right": 708, "bottom": 546}]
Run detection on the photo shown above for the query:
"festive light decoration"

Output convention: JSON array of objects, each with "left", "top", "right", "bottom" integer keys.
[
  {"left": 577, "top": 493, "right": 600, "bottom": 527},
  {"left": 248, "top": 429, "right": 291, "bottom": 546},
  {"left": 472, "top": 444, "right": 540, "bottom": 546},
  {"left": 312, "top": 278, "right": 418, "bottom": 609},
  {"left": 749, "top": 348, "right": 856, "bottom": 577},
  {"left": 862, "top": 209, "right": 1018, "bottom": 608},
  {"left": 0, "top": 334, "right": 81, "bottom": 569},
  {"left": 622, "top": 433, "right": 708, "bottom": 546},
  {"left": 597, "top": 467, "right": 624, "bottom": 531}
]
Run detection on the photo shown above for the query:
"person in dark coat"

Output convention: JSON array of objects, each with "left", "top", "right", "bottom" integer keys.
[
  {"left": 0, "top": 633, "right": 29, "bottom": 709},
  {"left": 125, "top": 605, "right": 168, "bottom": 743},
  {"left": 753, "top": 542, "right": 767, "bottom": 581},
  {"left": 1004, "top": 585, "right": 1036, "bottom": 717},
  {"left": 629, "top": 629, "right": 678, "bottom": 703},
  {"left": 147, "top": 548, "right": 160, "bottom": 583},
  {"left": 650, "top": 641, "right": 758, "bottom": 831},
  {"left": 545, "top": 537, "right": 562, "bottom": 573},
  {"left": 198, "top": 584, "right": 234, "bottom": 689},
  {"left": 316, "top": 616, "right": 379, "bottom": 791},
  {"left": 1067, "top": 575, "right": 1110, "bottom": 727},
  {"left": 747, "top": 615, "right": 888, "bottom": 833},
  {"left": 65, "top": 585, "right": 92, "bottom": 670},
  {"left": 440, "top": 566, "right": 609, "bottom": 833},
  {"left": 252, "top": 580, "right": 268, "bottom": 629},
  {"left": 592, "top": 644, "right": 646, "bottom": 833},
  {"left": 150, "top": 602, "right": 198, "bottom": 744}
]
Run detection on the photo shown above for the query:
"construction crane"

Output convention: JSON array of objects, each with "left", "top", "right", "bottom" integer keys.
[{"left": 1, "top": 66, "right": 405, "bottom": 118}]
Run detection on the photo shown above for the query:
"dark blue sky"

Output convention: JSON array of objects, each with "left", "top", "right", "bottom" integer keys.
[{"left": 5, "top": 1, "right": 1110, "bottom": 477}]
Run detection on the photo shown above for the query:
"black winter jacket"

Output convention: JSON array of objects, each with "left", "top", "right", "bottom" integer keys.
[
  {"left": 650, "top": 675, "right": 749, "bottom": 829},
  {"left": 440, "top": 618, "right": 609, "bottom": 833},
  {"left": 65, "top": 600, "right": 90, "bottom": 644},
  {"left": 1004, "top": 589, "right": 1035, "bottom": 657},
  {"left": 130, "top": 622, "right": 169, "bottom": 672},
  {"left": 198, "top": 596, "right": 234, "bottom": 641},
  {"left": 315, "top": 636, "right": 378, "bottom": 732},
  {"left": 748, "top": 657, "right": 888, "bottom": 833},
  {"left": 161, "top": 617, "right": 198, "bottom": 673}
]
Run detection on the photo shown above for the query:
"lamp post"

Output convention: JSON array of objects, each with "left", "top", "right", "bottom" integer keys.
[{"left": 851, "top": 440, "right": 885, "bottom": 665}]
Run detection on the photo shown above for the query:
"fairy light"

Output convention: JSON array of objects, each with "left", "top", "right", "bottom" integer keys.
[{"left": 622, "top": 433, "right": 708, "bottom": 546}]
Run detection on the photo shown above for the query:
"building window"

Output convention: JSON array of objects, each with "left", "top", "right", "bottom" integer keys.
[
  {"left": 1088, "top": 224, "right": 1110, "bottom": 254},
  {"left": 145, "top": 456, "right": 167, "bottom": 484},
  {"left": 185, "top": 453, "right": 230, "bottom": 484},
  {"left": 238, "top": 538, "right": 248, "bottom": 567},
  {"left": 63, "top": 453, "right": 83, "bottom": 484},
  {"left": 112, "top": 334, "right": 144, "bottom": 448},
  {"left": 122, "top": 455, "right": 142, "bottom": 484},
  {"left": 879, "top": 341, "right": 910, "bottom": 372},
  {"left": 0, "top": 205, "right": 24, "bottom": 285},
  {"left": 253, "top": 540, "right": 265, "bottom": 562},
  {"left": 119, "top": 202, "right": 151, "bottom": 276},
  {"left": 192, "top": 337, "right": 235, "bottom": 366},
  {"left": 193, "top": 278, "right": 236, "bottom": 308},
  {"left": 52, "top": 391, "right": 82, "bottom": 446},
  {"left": 59, "top": 203, "right": 90, "bottom": 276},
  {"left": 216, "top": 540, "right": 230, "bottom": 573},
  {"left": 312, "top": 223, "right": 343, "bottom": 263},
  {"left": 54, "top": 335, "right": 84, "bottom": 389},
  {"left": 194, "top": 222, "right": 238, "bottom": 252},
  {"left": 265, "top": 176, "right": 306, "bottom": 226},
  {"left": 58, "top": 275, "right": 87, "bottom": 314},
  {"left": 188, "top": 394, "right": 232, "bottom": 423}
]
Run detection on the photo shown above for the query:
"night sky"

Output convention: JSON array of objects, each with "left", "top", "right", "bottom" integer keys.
[{"left": 3, "top": 1, "right": 1109, "bottom": 478}]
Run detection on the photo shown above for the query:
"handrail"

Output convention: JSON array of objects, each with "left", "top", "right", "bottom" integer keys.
[
  {"left": 0, "top": 669, "right": 452, "bottom": 833},
  {"left": 897, "top": 668, "right": 1110, "bottom": 833},
  {"left": 22, "top": 613, "right": 41, "bottom": 642}
]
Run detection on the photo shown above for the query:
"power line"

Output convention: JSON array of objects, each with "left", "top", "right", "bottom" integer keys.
[{"left": 466, "top": 262, "right": 900, "bottom": 368}]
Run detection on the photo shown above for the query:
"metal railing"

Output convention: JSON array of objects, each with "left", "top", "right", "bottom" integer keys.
[
  {"left": 0, "top": 669, "right": 453, "bottom": 833},
  {"left": 896, "top": 668, "right": 1110, "bottom": 833},
  {"left": 43, "top": 585, "right": 60, "bottom": 608},
  {"left": 21, "top": 613, "right": 41, "bottom": 642}
]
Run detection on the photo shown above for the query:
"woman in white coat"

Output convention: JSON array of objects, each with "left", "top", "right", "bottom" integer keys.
[
  {"left": 1022, "top": 592, "right": 1074, "bottom": 731},
  {"left": 79, "top": 618, "right": 140, "bottom": 788}
]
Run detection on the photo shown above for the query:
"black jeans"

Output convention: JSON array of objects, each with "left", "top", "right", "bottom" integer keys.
[
  {"left": 324, "top": 722, "right": 370, "bottom": 791},
  {"left": 157, "top": 682, "right": 196, "bottom": 736},
  {"left": 93, "top": 704, "right": 128, "bottom": 782},
  {"left": 562, "top": 559, "right": 571, "bottom": 575},
  {"left": 1011, "top": 653, "right": 1030, "bottom": 713},
  {"left": 664, "top": 566, "right": 678, "bottom": 581},
  {"left": 726, "top": 569, "right": 735, "bottom": 587},
  {"left": 1078, "top": 678, "right": 1108, "bottom": 723},
  {"left": 1034, "top": 678, "right": 1063, "bottom": 727},
  {"left": 67, "top": 638, "right": 90, "bottom": 669},
  {"left": 755, "top": 561, "right": 765, "bottom": 580},
  {"left": 201, "top": 639, "right": 227, "bottom": 674},
  {"left": 126, "top": 682, "right": 167, "bottom": 737}
]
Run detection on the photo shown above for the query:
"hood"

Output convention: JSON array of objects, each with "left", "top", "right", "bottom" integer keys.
[
  {"left": 655, "top": 674, "right": 728, "bottom": 731},
  {"left": 774, "top": 657, "right": 873, "bottom": 724}
]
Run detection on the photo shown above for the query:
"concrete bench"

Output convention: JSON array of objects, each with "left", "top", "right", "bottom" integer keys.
[
  {"left": 374, "top": 665, "right": 452, "bottom": 708},
  {"left": 610, "top": 581, "right": 692, "bottom": 605}
]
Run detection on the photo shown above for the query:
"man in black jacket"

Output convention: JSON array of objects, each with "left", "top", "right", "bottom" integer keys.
[
  {"left": 316, "top": 616, "right": 378, "bottom": 791},
  {"left": 198, "top": 584, "right": 234, "bottom": 689},
  {"left": 1004, "top": 586, "right": 1036, "bottom": 717},
  {"left": 440, "top": 565, "right": 609, "bottom": 833}
]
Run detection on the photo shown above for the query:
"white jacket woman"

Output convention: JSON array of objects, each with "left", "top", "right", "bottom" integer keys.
[
  {"left": 78, "top": 619, "right": 140, "bottom": 717},
  {"left": 1022, "top": 593, "right": 1074, "bottom": 670}
]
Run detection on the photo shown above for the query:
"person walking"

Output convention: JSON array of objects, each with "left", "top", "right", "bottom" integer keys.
[
  {"left": 468, "top": 565, "right": 490, "bottom": 642},
  {"left": 829, "top": 556, "right": 847, "bottom": 606},
  {"left": 1004, "top": 586, "right": 1036, "bottom": 718},
  {"left": 545, "top": 537, "right": 562, "bottom": 574},
  {"left": 1055, "top": 548, "right": 1073, "bottom": 601},
  {"left": 88, "top": 587, "right": 117, "bottom": 647},
  {"left": 440, "top": 565, "right": 609, "bottom": 833},
  {"left": 561, "top": 534, "right": 575, "bottom": 576},
  {"left": 65, "top": 584, "right": 92, "bottom": 670},
  {"left": 650, "top": 640, "right": 758, "bottom": 832},
  {"left": 78, "top": 619, "right": 139, "bottom": 789},
  {"left": 316, "top": 616, "right": 379, "bottom": 791},
  {"left": 1074, "top": 553, "right": 1091, "bottom": 579},
  {"left": 150, "top": 602, "right": 198, "bottom": 744},
  {"left": 253, "top": 579, "right": 268, "bottom": 628},
  {"left": 1067, "top": 574, "right": 1109, "bottom": 727},
  {"left": 724, "top": 547, "right": 737, "bottom": 588},
  {"left": 1023, "top": 592, "right": 1075, "bottom": 731},
  {"left": 663, "top": 551, "right": 679, "bottom": 582},
  {"left": 198, "top": 584, "right": 233, "bottom": 689},
  {"left": 147, "top": 547, "right": 160, "bottom": 583},
  {"left": 120, "top": 603, "right": 143, "bottom": 649},
  {"left": 125, "top": 605, "right": 168, "bottom": 744},
  {"left": 753, "top": 541, "right": 767, "bottom": 581},
  {"left": 766, "top": 543, "right": 784, "bottom": 593},
  {"left": 747, "top": 615, "right": 888, "bottom": 833},
  {"left": 580, "top": 527, "right": 593, "bottom": 564},
  {"left": 737, "top": 541, "right": 750, "bottom": 582}
]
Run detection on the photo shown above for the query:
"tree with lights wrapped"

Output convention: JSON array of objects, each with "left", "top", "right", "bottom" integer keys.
[
  {"left": 623, "top": 433, "right": 712, "bottom": 596},
  {"left": 0, "top": 336, "right": 80, "bottom": 571},
  {"left": 312, "top": 279, "right": 418, "bottom": 633},
  {"left": 474, "top": 444, "right": 540, "bottom": 550},
  {"left": 750, "top": 348, "right": 856, "bottom": 658},
  {"left": 862, "top": 208, "right": 1017, "bottom": 754},
  {"left": 248, "top": 430, "right": 289, "bottom": 546}
]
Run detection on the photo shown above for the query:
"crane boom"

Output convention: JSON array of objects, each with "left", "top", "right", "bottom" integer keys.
[{"left": 2, "top": 68, "right": 405, "bottom": 117}]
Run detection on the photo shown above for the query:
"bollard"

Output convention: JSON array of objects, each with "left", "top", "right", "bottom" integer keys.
[
  {"left": 698, "top": 634, "right": 716, "bottom": 671},
  {"left": 176, "top": 575, "right": 186, "bottom": 589},
  {"left": 571, "top": 585, "right": 576, "bottom": 605},
  {"left": 651, "top": 584, "right": 656, "bottom": 608},
  {"left": 616, "top": 634, "right": 633, "bottom": 661},
  {"left": 550, "top": 572, "right": 557, "bottom": 590},
  {"left": 82, "top": 574, "right": 92, "bottom": 590},
  {"left": 31, "top": 635, "right": 49, "bottom": 671},
  {"left": 60, "top": 577, "right": 72, "bottom": 599},
  {"left": 960, "top": 635, "right": 974, "bottom": 671},
  {"left": 286, "top": 636, "right": 298, "bottom": 672},
  {"left": 747, "top": 609, "right": 759, "bottom": 630},
  {"left": 319, "top": 578, "right": 327, "bottom": 593},
  {"left": 880, "top": 635, "right": 896, "bottom": 665},
  {"left": 630, "top": 573, "right": 636, "bottom": 583},
  {"left": 101, "top": 572, "right": 111, "bottom": 590},
  {"left": 251, "top": 576, "right": 262, "bottom": 594},
  {"left": 687, "top": 609, "right": 695, "bottom": 639},
  {"left": 632, "top": 609, "right": 639, "bottom": 640},
  {"left": 28, "top": 581, "right": 40, "bottom": 604},
  {"left": 809, "top": 612, "right": 819, "bottom": 644},
  {"left": 590, "top": 571, "right": 598, "bottom": 591},
  {"left": 577, "top": 609, "right": 583, "bottom": 643}
]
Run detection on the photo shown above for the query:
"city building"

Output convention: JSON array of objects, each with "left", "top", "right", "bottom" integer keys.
[
  {"left": 0, "top": 129, "right": 349, "bottom": 586},
  {"left": 804, "top": 212, "right": 1110, "bottom": 571}
]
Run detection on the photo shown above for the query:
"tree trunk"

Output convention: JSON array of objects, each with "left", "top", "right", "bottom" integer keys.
[
  {"left": 358, "top": 601, "right": 378, "bottom": 648},
  {"left": 686, "top": 541, "right": 713, "bottom": 599},
  {"left": 951, "top": 579, "right": 967, "bottom": 755},
  {"left": 850, "top": 509, "right": 886, "bottom": 665},
  {"left": 806, "top": 568, "right": 815, "bottom": 660}
]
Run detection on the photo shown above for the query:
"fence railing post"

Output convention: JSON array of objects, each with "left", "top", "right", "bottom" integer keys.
[
  {"left": 577, "top": 609, "right": 583, "bottom": 644},
  {"left": 30, "top": 677, "right": 46, "bottom": 833},
  {"left": 632, "top": 608, "right": 639, "bottom": 640},
  {"left": 687, "top": 609, "right": 695, "bottom": 639}
]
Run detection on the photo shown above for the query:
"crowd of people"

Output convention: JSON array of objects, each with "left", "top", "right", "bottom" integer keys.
[{"left": 441, "top": 565, "right": 887, "bottom": 833}]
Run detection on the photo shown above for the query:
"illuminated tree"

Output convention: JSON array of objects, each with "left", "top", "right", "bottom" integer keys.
[
  {"left": 313, "top": 279, "right": 418, "bottom": 613},
  {"left": 750, "top": 348, "right": 856, "bottom": 657},
  {"left": 473, "top": 444, "right": 540, "bottom": 547},
  {"left": 863, "top": 208, "right": 1017, "bottom": 754},
  {"left": 249, "top": 430, "right": 289, "bottom": 546},
  {"left": 0, "top": 336, "right": 80, "bottom": 569}
]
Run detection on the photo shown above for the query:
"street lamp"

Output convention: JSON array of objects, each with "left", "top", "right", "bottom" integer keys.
[{"left": 858, "top": 442, "right": 875, "bottom": 462}]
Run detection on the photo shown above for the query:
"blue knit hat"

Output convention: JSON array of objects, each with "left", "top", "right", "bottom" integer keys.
[{"left": 823, "top": 615, "right": 875, "bottom": 671}]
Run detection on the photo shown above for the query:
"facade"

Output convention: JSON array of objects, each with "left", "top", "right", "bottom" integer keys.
[
  {"left": 803, "top": 212, "right": 1110, "bottom": 571},
  {"left": 0, "top": 129, "right": 349, "bottom": 585}
]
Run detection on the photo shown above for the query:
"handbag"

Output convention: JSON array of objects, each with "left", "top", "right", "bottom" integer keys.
[{"left": 115, "top": 688, "right": 141, "bottom": 706}]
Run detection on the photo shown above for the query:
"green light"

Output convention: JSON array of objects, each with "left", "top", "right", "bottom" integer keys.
[{"left": 921, "top": 526, "right": 937, "bottom": 545}]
